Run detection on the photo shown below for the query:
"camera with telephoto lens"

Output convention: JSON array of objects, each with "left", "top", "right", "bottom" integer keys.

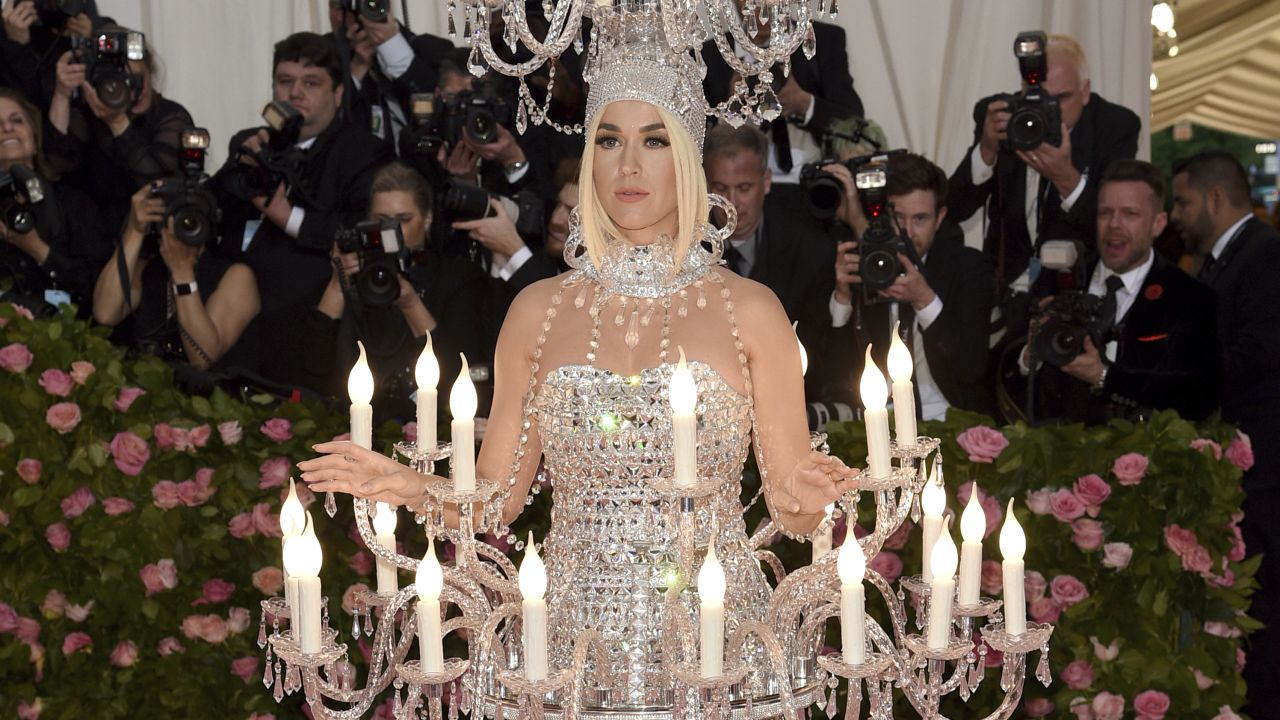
[
  {"left": 19, "top": 0, "right": 84, "bottom": 28},
  {"left": 1028, "top": 239, "right": 1106, "bottom": 367},
  {"left": 437, "top": 91, "right": 510, "bottom": 147},
  {"left": 225, "top": 101, "right": 305, "bottom": 202},
  {"left": 853, "top": 152, "right": 921, "bottom": 302},
  {"left": 798, "top": 156, "right": 845, "bottom": 221},
  {"left": 443, "top": 180, "right": 545, "bottom": 239},
  {"left": 71, "top": 30, "right": 146, "bottom": 111},
  {"left": 0, "top": 164, "right": 45, "bottom": 235},
  {"left": 335, "top": 218, "right": 408, "bottom": 307},
  {"left": 330, "top": 0, "right": 388, "bottom": 23},
  {"left": 999, "top": 30, "right": 1062, "bottom": 152},
  {"left": 149, "top": 128, "right": 219, "bottom": 247}
]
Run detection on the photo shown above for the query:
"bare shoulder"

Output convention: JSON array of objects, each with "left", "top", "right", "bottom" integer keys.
[
  {"left": 717, "top": 271, "right": 789, "bottom": 323},
  {"left": 498, "top": 276, "right": 565, "bottom": 347}
]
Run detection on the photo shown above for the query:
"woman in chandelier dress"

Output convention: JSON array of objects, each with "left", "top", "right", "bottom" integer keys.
[{"left": 299, "top": 55, "right": 859, "bottom": 708}]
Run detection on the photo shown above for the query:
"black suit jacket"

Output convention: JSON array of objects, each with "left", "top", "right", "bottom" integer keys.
[
  {"left": 947, "top": 92, "right": 1140, "bottom": 286},
  {"left": 1204, "top": 217, "right": 1280, "bottom": 488},
  {"left": 826, "top": 223, "right": 996, "bottom": 416},
  {"left": 1035, "top": 253, "right": 1219, "bottom": 425},
  {"left": 344, "top": 29, "right": 454, "bottom": 150},
  {"left": 701, "top": 21, "right": 863, "bottom": 149}
]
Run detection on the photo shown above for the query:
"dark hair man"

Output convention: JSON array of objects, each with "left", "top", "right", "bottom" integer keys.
[
  {"left": 1172, "top": 150, "right": 1280, "bottom": 717},
  {"left": 829, "top": 152, "right": 996, "bottom": 418}
]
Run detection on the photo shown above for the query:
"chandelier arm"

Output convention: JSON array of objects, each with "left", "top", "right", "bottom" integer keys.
[
  {"left": 754, "top": 548, "right": 788, "bottom": 584},
  {"left": 748, "top": 517, "right": 777, "bottom": 550},
  {"left": 726, "top": 619, "right": 799, "bottom": 716},
  {"left": 352, "top": 498, "right": 422, "bottom": 571}
]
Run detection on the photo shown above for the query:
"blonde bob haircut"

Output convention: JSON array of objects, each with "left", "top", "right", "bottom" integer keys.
[{"left": 576, "top": 102, "right": 709, "bottom": 268}]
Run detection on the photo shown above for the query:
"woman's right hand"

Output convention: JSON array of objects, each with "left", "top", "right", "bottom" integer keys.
[
  {"left": 127, "top": 184, "right": 165, "bottom": 235},
  {"left": 823, "top": 162, "right": 868, "bottom": 233},
  {"left": 54, "top": 51, "right": 86, "bottom": 100},
  {"left": 2, "top": 0, "right": 36, "bottom": 45},
  {"left": 297, "top": 441, "right": 427, "bottom": 507}
]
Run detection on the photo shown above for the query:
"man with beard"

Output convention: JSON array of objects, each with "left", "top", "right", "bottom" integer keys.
[
  {"left": 1019, "top": 159, "right": 1218, "bottom": 424},
  {"left": 1172, "top": 150, "right": 1280, "bottom": 718}
]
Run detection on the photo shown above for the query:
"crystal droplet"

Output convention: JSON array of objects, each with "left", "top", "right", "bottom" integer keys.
[
  {"left": 625, "top": 310, "right": 640, "bottom": 350},
  {"left": 725, "top": 97, "right": 746, "bottom": 128},
  {"left": 352, "top": 610, "right": 361, "bottom": 638},
  {"left": 574, "top": 283, "right": 588, "bottom": 309},
  {"left": 1037, "top": 646, "right": 1052, "bottom": 686},
  {"left": 516, "top": 100, "right": 528, "bottom": 134},
  {"left": 447, "top": 12, "right": 456, "bottom": 37},
  {"left": 325, "top": 491, "right": 337, "bottom": 518},
  {"left": 745, "top": 10, "right": 758, "bottom": 36},
  {"left": 802, "top": 24, "right": 817, "bottom": 59},
  {"left": 696, "top": 285, "right": 707, "bottom": 309},
  {"left": 760, "top": 90, "right": 781, "bottom": 122},
  {"left": 273, "top": 662, "right": 285, "bottom": 701},
  {"left": 823, "top": 685, "right": 838, "bottom": 718},
  {"left": 830, "top": 0, "right": 839, "bottom": 20},
  {"left": 467, "top": 44, "right": 487, "bottom": 78},
  {"left": 262, "top": 654, "right": 274, "bottom": 687},
  {"left": 257, "top": 617, "right": 268, "bottom": 648},
  {"left": 365, "top": 609, "right": 374, "bottom": 637}
]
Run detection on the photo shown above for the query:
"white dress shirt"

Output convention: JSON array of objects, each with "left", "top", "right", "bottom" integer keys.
[
  {"left": 1209, "top": 213, "right": 1253, "bottom": 263},
  {"left": 968, "top": 145, "right": 1087, "bottom": 239}
]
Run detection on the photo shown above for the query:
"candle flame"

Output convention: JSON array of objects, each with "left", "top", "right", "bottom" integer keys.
[
  {"left": 280, "top": 478, "right": 305, "bottom": 538},
  {"left": 698, "top": 542, "right": 726, "bottom": 603},
  {"left": 450, "top": 354, "right": 477, "bottom": 420},
  {"left": 888, "top": 321, "right": 913, "bottom": 382},
  {"left": 930, "top": 523, "right": 958, "bottom": 579},
  {"left": 859, "top": 346, "right": 888, "bottom": 409},
  {"left": 999, "top": 499, "right": 1026, "bottom": 561},
  {"left": 960, "top": 482, "right": 986, "bottom": 542},
  {"left": 347, "top": 341, "right": 374, "bottom": 405},
  {"left": 372, "top": 501, "right": 397, "bottom": 535},
  {"left": 417, "top": 537, "right": 443, "bottom": 601},
  {"left": 793, "top": 321, "right": 809, "bottom": 376},
  {"left": 289, "top": 511, "right": 323, "bottom": 578},
  {"left": 837, "top": 538, "right": 865, "bottom": 584},
  {"left": 669, "top": 346, "right": 698, "bottom": 415},
  {"left": 921, "top": 475, "right": 946, "bottom": 518},
  {"left": 415, "top": 332, "right": 440, "bottom": 390},
  {"left": 519, "top": 533, "right": 547, "bottom": 600}
]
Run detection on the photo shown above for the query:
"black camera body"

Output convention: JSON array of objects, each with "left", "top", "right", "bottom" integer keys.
[
  {"left": 331, "top": 0, "right": 388, "bottom": 23},
  {"left": 336, "top": 218, "right": 408, "bottom": 308},
  {"left": 852, "top": 152, "right": 920, "bottom": 301},
  {"left": 72, "top": 30, "right": 146, "bottom": 111},
  {"left": 21, "top": 0, "right": 84, "bottom": 27},
  {"left": 422, "top": 91, "right": 510, "bottom": 148},
  {"left": 798, "top": 157, "right": 845, "bottom": 221},
  {"left": 0, "top": 164, "right": 45, "bottom": 235},
  {"left": 1030, "top": 290, "right": 1106, "bottom": 368},
  {"left": 443, "top": 180, "right": 544, "bottom": 240},
  {"left": 1001, "top": 31, "right": 1062, "bottom": 152},
  {"left": 150, "top": 129, "right": 219, "bottom": 247},
  {"left": 226, "top": 101, "right": 305, "bottom": 202}
]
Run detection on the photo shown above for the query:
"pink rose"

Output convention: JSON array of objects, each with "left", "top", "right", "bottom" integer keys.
[
  {"left": 259, "top": 456, "right": 290, "bottom": 490},
  {"left": 0, "top": 603, "right": 17, "bottom": 632},
  {"left": 15, "top": 616, "right": 40, "bottom": 644},
  {"left": 153, "top": 423, "right": 177, "bottom": 451},
  {"left": 188, "top": 424, "right": 211, "bottom": 448},
  {"left": 188, "top": 468, "right": 216, "bottom": 506},
  {"left": 1071, "top": 519, "right": 1105, "bottom": 551},
  {"left": 152, "top": 481, "right": 182, "bottom": 510},
  {"left": 109, "top": 640, "right": 138, "bottom": 668},
  {"left": 402, "top": 421, "right": 417, "bottom": 443},
  {"left": 69, "top": 361, "right": 94, "bottom": 385},
  {"left": 181, "top": 614, "right": 229, "bottom": 643},
  {"left": 1102, "top": 542, "right": 1132, "bottom": 570},
  {"left": 0, "top": 342, "right": 34, "bottom": 373},
  {"left": 882, "top": 520, "right": 914, "bottom": 550},
  {"left": 139, "top": 559, "right": 178, "bottom": 597},
  {"left": 1226, "top": 432, "right": 1254, "bottom": 472},
  {"left": 45, "top": 402, "right": 81, "bottom": 434},
  {"left": 109, "top": 431, "right": 150, "bottom": 476},
  {"left": 980, "top": 494, "right": 1003, "bottom": 537},
  {"left": 231, "top": 656, "right": 260, "bottom": 683},
  {"left": 1190, "top": 438, "right": 1223, "bottom": 460},
  {"left": 1193, "top": 668, "right": 1216, "bottom": 690},
  {"left": 1062, "top": 659, "right": 1094, "bottom": 689},
  {"left": 102, "top": 497, "right": 135, "bottom": 516},
  {"left": 1028, "top": 597, "right": 1061, "bottom": 623},
  {"left": 60, "top": 486, "right": 95, "bottom": 519},
  {"left": 17, "top": 458, "right": 42, "bottom": 484},
  {"left": 252, "top": 503, "right": 282, "bottom": 538},
  {"left": 343, "top": 582, "right": 371, "bottom": 614},
  {"left": 260, "top": 417, "right": 293, "bottom": 442},
  {"left": 6, "top": 302, "right": 34, "bottom": 321},
  {"left": 1204, "top": 621, "right": 1240, "bottom": 639},
  {"left": 980, "top": 559, "right": 1003, "bottom": 595},
  {"left": 17, "top": 699, "right": 41, "bottom": 720},
  {"left": 1050, "top": 574, "right": 1090, "bottom": 608},
  {"left": 0, "top": 508, "right": 7, "bottom": 527},
  {"left": 1069, "top": 699, "right": 1094, "bottom": 720},
  {"left": 867, "top": 551, "right": 903, "bottom": 583},
  {"left": 1181, "top": 544, "right": 1212, "bottom": 574},
  {"left": 156, "top": 636, "right": 185, "bottom": 656},
  {"left": 176, "top": 480, "right": 205, "bottom": 508},
  {"left": 1026, "top": 488, "right": 1054, "bottom": 515},
  {"left": 1238, "top": 648, "right": 1246, "bottom": 672},
  {"left": 45, "top": 523, "right": 71, "bottom": 551},
  {"left": 1214, "top": 707, "right": 1243, "bottom": 720},
  {"left": 200, "top": 579, "right": 235, "bottom": 605},
  {"left": 40, "top": 591, "right": 66, "bottom": 619},
  {"left": 217, "top": 420, "right": 242, "bottom": 445},
  {"left": 252, "top": 567, "right": 284, "bottom": 596},
  {"left": 224, "top": 607, "right": 250, "bottom": 636},
  {"left": 1133, "top": 689, "right": 1170, "bottom": 720},
  {"left": 1164, "top": 525, "right": 1200, "bottom": 556},
  {"left": 61, "top": 631, "right": 92, "bottom": 655},
  {"left": 1025, "top": 570, "right": 1047, "bottom": 601},
  {"left": 113, "top": 386, "right": 145, "bottom": 412},
  {"left": 955, "top": 425, "right": 1008, "bottom": 463},
  {"left": 1112, "top": 452, "right": 1149, "bottom": 485},
  {"left": 1023, "top": 698, "right": 1055, "bottom": 718},
  {"left": 1050, "top": 489, "right": 1086, "bottom": 523},
  {"left": 348, "top": 551, "right": 374, "bottom": 576},
  {"left": 1228, "top": 524, "right": 1246, "bottom": 562},
  {"left": 1092, "top": 692, "right": 1126, "bottom": 720},
  {"left": 65, "top": 601, "right": 92, "bottom": 623},
  {"left": 1073, "top": 474, "right": 1111, "bottom": 514},
  {"left": 38, "top": 368, "right": 73, "bottom": 397},
  {"left": 228, "top": 512, "right": 256, "bottom": 539}
]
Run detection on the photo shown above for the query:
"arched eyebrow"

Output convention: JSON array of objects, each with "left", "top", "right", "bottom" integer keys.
[{"left": 597, "top": 122, "right": 666, "bottom": 132}]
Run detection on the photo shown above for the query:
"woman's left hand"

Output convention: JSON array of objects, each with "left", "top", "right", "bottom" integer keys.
[
  {"left": 157, "top": 222, "right": 198, "bottom": 280},
  {"left": 298, "top": 441, "right": 424, "bottom": 506},
  {"left": 81, "top": 83, "right": 130, "bottom": 134},
  {"left": 772, "top": 452, "right": 859, "bottom": 517}
]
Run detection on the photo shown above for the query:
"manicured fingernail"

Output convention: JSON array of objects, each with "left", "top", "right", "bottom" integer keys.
[{"left": 360, "top": 483, "right": 374, "bottom": 493}]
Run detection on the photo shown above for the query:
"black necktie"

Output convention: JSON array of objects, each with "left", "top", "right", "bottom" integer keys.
[
  {"left": 770, "top": 119, "right": 793, "bottom": 173},
  {"left": 1197, "top": 254, "right": 1217, "bottom": 283},
  {"left": 723, "top": 243, "right": 745, "bottom": 276},
  {"left": 1099, "top": 275, "right": 1125, "bottom": 335}
]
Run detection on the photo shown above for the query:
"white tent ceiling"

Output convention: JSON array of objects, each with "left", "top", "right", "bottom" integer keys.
[{"left": 1152, "top": 0, "right": 1280, "bottom": 139}]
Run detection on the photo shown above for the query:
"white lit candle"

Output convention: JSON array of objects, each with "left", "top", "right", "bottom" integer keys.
[
  {"left": 280, "top": 478, "right": 306, "bottom": 608},
  {"left": 669, "top": 347, "right": 698, "bottom": 489},
  {"left": 372, "top": 502, "right": 398, "bottom": 594},
  {"left": 519, "top": 533, "right": 548, "bottom": 680},
  {"left": 416, "top": 537, "right": 444, "bottom": 673},
  {"left": 920, "top": 471, "right": 946, "bottom": 582},
  {"left": 285, "top": 511, "right": 324, "bottom": 654},
  {"left": 859, "top": 347, "right": 891, "bottom": 480},
  {"left": 837, "top": 537, "right": 866, "bottom": 664},
  {"left": 888, "top": 321, "right": 916, "bottom": 444},
  {"left": 793, "top": 321, "right": 809, "bottom": 376},
  {"left": 415, "top": 333, "right": 439, "bottom": 451},
  {"left": 698, "top": 540, "right": 726, "bottom": 678},
  {"left": 348, "top": 341, "right": 374, "bottom": 450},
  {"left": 812, "top": 503, "right": 835, "bottom": 562},
  {"left": 1000, "top": 499, "right": 1027, "bottom": 636},
  {"left": 927, "top": 524, "right": 957, "bottom": 650},
  {"left": 450, "top": 354, "right": 477, "bottom": 493},
  {"left": 957, "top": 483, "right": 986, "bottom": 606}
]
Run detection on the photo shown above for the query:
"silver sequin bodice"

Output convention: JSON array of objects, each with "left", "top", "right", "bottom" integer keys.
[{"left": 534, "top": 361, "right": 772, "bottom": 708}]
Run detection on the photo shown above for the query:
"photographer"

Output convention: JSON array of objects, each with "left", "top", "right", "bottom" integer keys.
[
  {"left": 45, "top": 25, "right": 195, "bottom": 233},
  {"left": 0, "top": 87, "right": 109, "bottom": 317},
  {"left": 828, "top": 151, "right": 995, "bottom": 419},
  {"left": 1, "top": 0, "right": 100, "bottom": 107},
  {"left": 947, "top": 33, "right": 1139, "bottom": 290},
  {"left": 92, "top": 184, "right": 259, "bottom": 369},
  {"left": 1019, "top": 159, "right": 1218, "bottom": 425},
  {"left": 703, "top": 123, "right": 835, "bottom": 402},
  {"left": 285, "top": 162, "right": 500, "bottom": 418}
]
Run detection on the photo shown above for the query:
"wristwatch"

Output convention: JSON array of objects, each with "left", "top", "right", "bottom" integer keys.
[
  {"left": 1092, "top": 365, "right": 1109, "bottom": 394},
  {"left": 173, "top": 280, "right": 199, "bottom": 296},
  {"left": 504, "top": 159, "right": 529, "bottom": 175}
]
